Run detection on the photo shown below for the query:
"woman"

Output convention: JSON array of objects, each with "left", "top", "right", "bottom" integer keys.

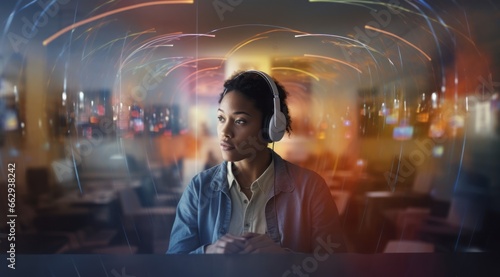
[{"left": 167, "top": 70, "right": 346, "bottom": 254}]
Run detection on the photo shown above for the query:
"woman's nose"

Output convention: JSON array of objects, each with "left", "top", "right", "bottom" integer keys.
[{"left": 219, "top": 122, "right": 232, "bottom": 139}]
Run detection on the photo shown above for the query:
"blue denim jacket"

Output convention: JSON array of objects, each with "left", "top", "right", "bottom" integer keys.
[{"left": 167, "top": 150, "right": 346, "bottom": 254}]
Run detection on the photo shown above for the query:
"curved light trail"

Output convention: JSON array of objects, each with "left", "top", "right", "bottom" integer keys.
[{"left": 43, "top": 0, "right": 194, "bottom": 46}]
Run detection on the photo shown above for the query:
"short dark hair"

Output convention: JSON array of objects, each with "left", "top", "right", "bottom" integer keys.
[{"left": 218, "top": 71, "right": 292, "bottom": 135}]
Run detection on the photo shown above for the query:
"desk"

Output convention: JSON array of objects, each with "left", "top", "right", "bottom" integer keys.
[
  {"left": 54, "top": 190, "right": 117, "bottom": 206},
  {"left": 344, "top": 191, "right": 431, "bottom": 253},
  {"left": 38, "top": 189, "right": 121, "bottom": 228},
  {"left": 1, "top": 253, "right": 499, "bottom": 277}
]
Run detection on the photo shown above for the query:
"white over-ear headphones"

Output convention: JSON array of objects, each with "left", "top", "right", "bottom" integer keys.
[
  {"left": 224, "top": 70, "right": 287, "bottom": 142},
  {"left": 248, "top": 70, "right": 287, "bottom": 142}
]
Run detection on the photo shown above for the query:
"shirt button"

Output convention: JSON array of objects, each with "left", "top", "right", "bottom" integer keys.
[
  {"left": 243, "top": 200, "right": 248, "bottom": 204},
  {"left": 244, "top": 223, "right": 250, "bottom": 228}
]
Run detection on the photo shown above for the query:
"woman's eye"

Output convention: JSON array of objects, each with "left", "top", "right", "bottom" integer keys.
[
  {"left": 235, "top": 119, "right": 246, "bottom": 125},
  {"left": 217, "top": 116, "right": 225, "bottom": 122}
]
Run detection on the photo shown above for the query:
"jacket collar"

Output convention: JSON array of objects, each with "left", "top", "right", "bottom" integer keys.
[{"left": 271, "top": 150, "right": 294, "bottom": 193}]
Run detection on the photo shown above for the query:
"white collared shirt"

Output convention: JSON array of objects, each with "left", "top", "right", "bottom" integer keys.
[{"left": 227, "top": 159, "right": 275, "bottom": 236}]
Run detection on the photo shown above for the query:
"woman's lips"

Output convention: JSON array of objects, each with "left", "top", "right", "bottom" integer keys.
[{"left": 220, "top": 142, "right": 235, "bottom": 151}]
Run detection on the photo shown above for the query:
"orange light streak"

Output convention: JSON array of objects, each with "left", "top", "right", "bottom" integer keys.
[
  {"left": 271, "top": 67, "right": 320, "bottom": 81},
  {"left": 364, "top": 25, "right": 432, "bottom": 61},
  {"left": 164, "top": 58, "right": 227, "bottom": 78},
  {"left": 176, "top": 66, "right": 224, "bottom": 95},
  {"left": 224, "top": 28, "right": 307, "bottom": 58},
  {"left": 83, "top": 29, "right": 157, "bottom": 59},
  {"left": 43, "top": 0, "right": 194, "bottom": 46},
  {"left": 120, "top": 33, "right": 215, "bottom": 68},
  {"left": 304, "top": 54, "right": 363, "bottom": 74},
  {"left": 224, "top": 37, "right": 268, "bottom": 58}
]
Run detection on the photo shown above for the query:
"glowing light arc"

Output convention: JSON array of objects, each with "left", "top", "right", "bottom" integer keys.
[
  {"left": 304, "top": 54, "right": 363, "bottom": 74},
  {"left": 43, "top": 0, "right": 194, "bottom": 46},
  {"left": 364, "top": 25, "right": 432, "bottom": 61}
]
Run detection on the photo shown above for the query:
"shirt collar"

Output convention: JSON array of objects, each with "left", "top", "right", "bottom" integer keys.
[
  {"left": 227, "top": 158, "right": 274, "bottom": 192},
  {"left": 227, "top": 162, "right": 236, "bottom": 189}
]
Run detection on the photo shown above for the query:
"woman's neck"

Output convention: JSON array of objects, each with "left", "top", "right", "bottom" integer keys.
[{"left": 232, "top": 148, "right": 272, "bottom": 186}]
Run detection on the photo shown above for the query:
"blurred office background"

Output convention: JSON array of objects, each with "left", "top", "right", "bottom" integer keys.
[{"left": 0, "top": 0, "right": 499, "bottom": 254}]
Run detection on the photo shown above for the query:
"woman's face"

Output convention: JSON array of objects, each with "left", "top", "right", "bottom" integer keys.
[{"left": 217, "top": 90, "right": 267, "bottom": 162}]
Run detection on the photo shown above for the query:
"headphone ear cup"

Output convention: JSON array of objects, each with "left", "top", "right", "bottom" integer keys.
[
  {"left": 261, "top": 115, "right": 272, "bottom": 143},
  {"left": 268, "top": 111, "right": 286, "bottom": 142}
]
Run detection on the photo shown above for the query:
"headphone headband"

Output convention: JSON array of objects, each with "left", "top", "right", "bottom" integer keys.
[
  {"left": 223, "top": 70, "right": 286, "bottom": 142},
  {"left": 244, "top": 70, "right": 280, "bottom": 98}
]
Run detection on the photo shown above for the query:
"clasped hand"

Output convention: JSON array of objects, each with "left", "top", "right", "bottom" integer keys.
[{"left": 205, "top": 232, "right": 286, "bottom": 254}]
